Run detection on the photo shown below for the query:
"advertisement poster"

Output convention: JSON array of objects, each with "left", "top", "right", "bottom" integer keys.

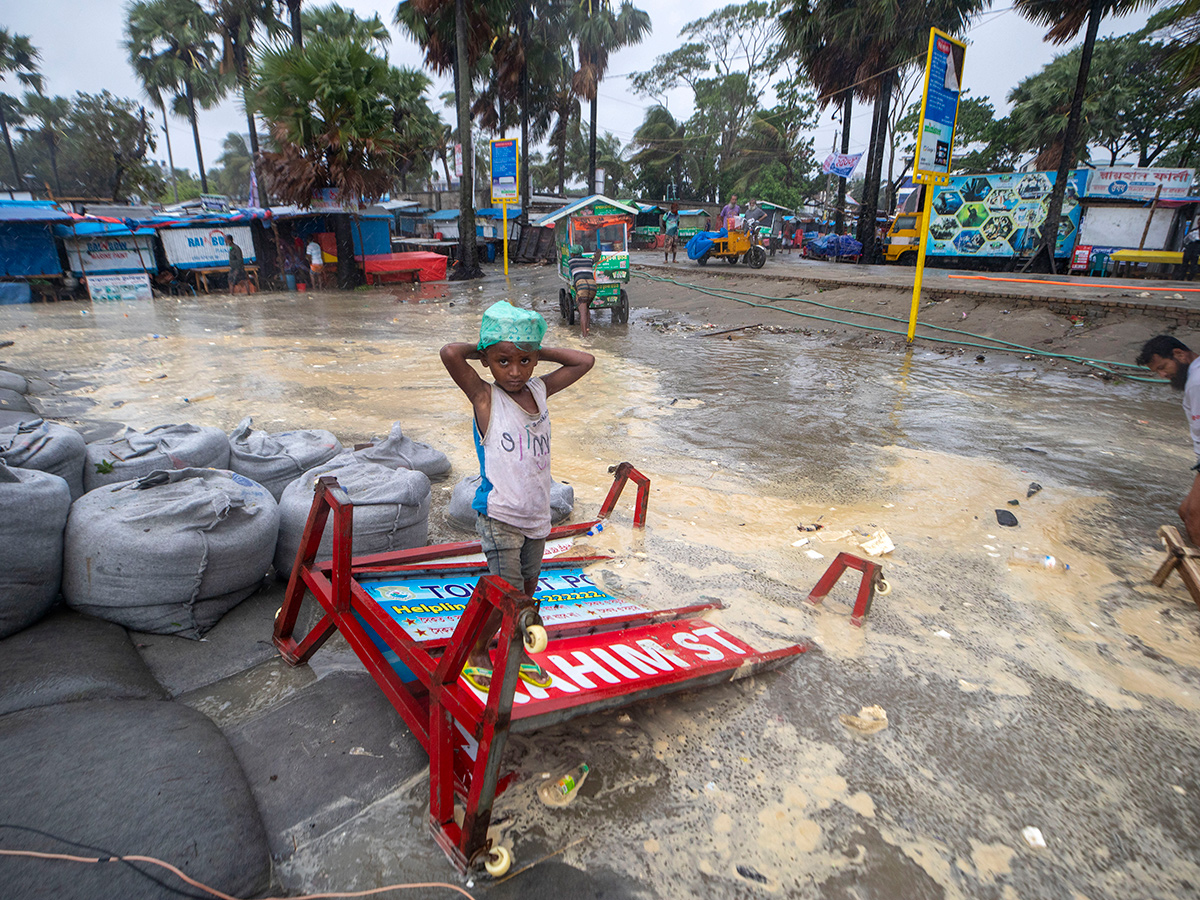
[
  {"left": 914, "top": 29, "right": 967, "bottom": 183},
  {"left": 1084, "top": 167, "right": 1195, "bottom": 200},
  {"left": 925, "top": 170, "right": 1087, "bottom": 258},
  {"left": 490, "top": 137, "right": 519, "bottom": 203},
  {"left": 63, "top": 234, "right": 158, "bottom": 276},
  {"left": 160, "top": 226, "right": 255, "bottom": 269},
  {"left": 86, "top": 272, "right": 152, "bottom": 302},
  {"left": 364, "top": 568, "right": 643, "bottom": 643}
]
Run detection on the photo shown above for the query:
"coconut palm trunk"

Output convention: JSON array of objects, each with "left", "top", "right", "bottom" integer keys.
[
  {"left": 161, "top": 101, "right": 178, "bottom": 202},
  {"left": 186, "top": 82, "right": 208, "bottom": 192},
  {"left": 0, "top": 103, "right": 19, "bottom": 188},
  {"left": 453, "top": 0, "right": 481, "bottom": 278},
  {"left": 858, "top": 70, "right": 893, "bottom": 261},
  {"left": 835, "top": 90, "right": 852, "bottom": 233}
]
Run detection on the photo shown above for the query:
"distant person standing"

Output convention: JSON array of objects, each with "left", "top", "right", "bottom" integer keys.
[
  {"left": 663, "top": 203, "right": 680, "bottom": 264},
  {"left": 1137, "top": 334, "right": 1200, "bottom": 542},
  {"left": 719, "top": 195, "right": 740, "bottom": 230},
  {"left": 226, "top": 233, "right": 247, "bottom": 293},
  {"left": 1183, "top": 221, "right": 1200, "bottom": 281},
  {"left": 306, "top": 238, "right": 325, "bottom": 289}
]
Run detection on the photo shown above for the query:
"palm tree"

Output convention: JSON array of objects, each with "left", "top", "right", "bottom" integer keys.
[
  {"left": 255, "top": 34, "right": 397, "bottom": 284},
  {"left": 18, "top": 92, "right": 69, "bottom": 195},
  {"left": 571, "top": 0, "right": 650, "bottom": 193},
  {"left": 780, "top": 0, "right": 861, "bottom": 233},
  {"left": 1013, "top": 0, "right": 1156, "bottom": 273},
  {"left": 283, "top": 0, "right": 304, "bottom": 47},
  {"left": 302, "top": 3, "right": 392, "bottom": 49},
  {"left": 126, "top": 0, "right": 225, "bottom": 194},
  {"left": 0, "top": 29, "right": 42, "bottom": 188}
]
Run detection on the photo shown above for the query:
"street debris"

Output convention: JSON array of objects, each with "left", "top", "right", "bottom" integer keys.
[
  {"left": 861, "top": 530, "right": 895, "bottom": 556},
  {"left": 1022, "top": 826, "right": 1047, "bottom": 849},
  {"left": 839, "top": 705, "right": 889, "bottom": 735},
  {"left": 995, "top": 509, "right": 1019, "bottom": 527},
  {"left": 1027, "top": 482, "right": 1043, "bottom": 498}
]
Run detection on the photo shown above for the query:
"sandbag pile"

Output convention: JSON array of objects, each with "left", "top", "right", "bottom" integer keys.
[
  {"left": 0, "top": 461, "right": 71, "bottom": 639},
  {"left": 275, "top": 457, "right": 431, "bottom": 578},
  {"left": 63, "top": 468, "right": 280, "bottom": 639},
  {"left": 447, "top": 474, "right": 575, "bottom": 531},
  {"left": 84, "top": 423, "right": 230, "bottom": 493},
  {"left": 0, "top": 414, "right": 87, "bottom": 499},
  {"left": 228, "top": 416, "right": 343, "bottom": 500},
  {"left": 344, "top": 421, "right": 452, "bottom": 479}
]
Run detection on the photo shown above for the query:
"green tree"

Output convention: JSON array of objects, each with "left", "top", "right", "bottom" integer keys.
[
  {"left": 1154, "top": 1, "right": 1200, "bottom": 91},
  {"left": 0, "top": 29, "right": 42, "bottom": 188},
  {"left": 18, "top": 92, "right": 69, "bottom": 195},
  {"left": 255, "top": 35, "right": 396, "bottom": 284},
  {"left": 126, "top": 0, "right": 226, "bottom": 194},
  {"left": 283, "top": 0, "right": 305, "bottom": 47},
  {"left": 572, "top": 0, "right": 650, "bottom": 191},
  {"left": 1013, "top": 0, "right": 1156, "bottom": 272},
  {"left": 63, "top": 91, "right": 162, "bottom": 200},
  {"left": 382, "top": 65, "right": 443, "bottom": 191},
  {"left": 629, "top": 105, "right": 687, "bottom": 199},
  {"left": 207, "top": 131, "right": 251, "bottom": 198},
  {"left": 302, "top": 3, "right": 392, "bottom": 49}
]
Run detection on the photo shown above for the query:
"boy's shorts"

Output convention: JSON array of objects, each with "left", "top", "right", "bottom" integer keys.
[{"left": 476, "top": 514, "right": 545, "bottom": 592}]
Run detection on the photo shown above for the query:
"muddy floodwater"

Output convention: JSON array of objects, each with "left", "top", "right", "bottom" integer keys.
[{"left": 3, "top": 268, "right": 1199, "bottom": 899}]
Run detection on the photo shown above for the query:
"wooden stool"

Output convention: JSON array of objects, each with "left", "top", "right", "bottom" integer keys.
[{"left": 1151, "top": 525, "right": 1200, "bottom": 612}]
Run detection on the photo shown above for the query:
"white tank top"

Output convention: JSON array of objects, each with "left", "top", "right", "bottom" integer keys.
[{"left": 472, "top": 376, "right": 552, "bottom": 538}]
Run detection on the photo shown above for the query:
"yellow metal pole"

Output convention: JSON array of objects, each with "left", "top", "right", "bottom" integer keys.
[
  {"left": 502, "top": 200, "right": 509, "bottom": 277},
  {"left": 906, "top": 185, "right": 931, "bottom": 343}
]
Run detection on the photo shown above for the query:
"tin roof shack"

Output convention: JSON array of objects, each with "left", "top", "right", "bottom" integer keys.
[
  {"left": 269, "top": 208, "right": 394, "bottom": 288},
  {"left": 1077, "top": 167, "right": 1198, "bottom": 271},
  {"left": 0, "top": 201, "right": 71, "bottom": 302},
  {"left": 55, "top": 219, "right": 159, "bottom": 279},
  {"left": 141, "top": 208, "right": 273, "bottom": 290}
]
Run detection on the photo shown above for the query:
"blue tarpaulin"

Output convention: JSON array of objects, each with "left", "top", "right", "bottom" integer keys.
[
  {"left": 0, "top": 222, "right": 63, "bottom": 277},
  {"left": 686, "top": 227, "right": 727, "bottom": 260},
  {"left": 806, "top": 234, "right": 862, "bottom": 257}
]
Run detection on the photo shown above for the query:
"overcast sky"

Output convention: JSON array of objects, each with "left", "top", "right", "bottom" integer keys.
[{"left": 2, "top": 1, "right": 1156, "bottom": 189}]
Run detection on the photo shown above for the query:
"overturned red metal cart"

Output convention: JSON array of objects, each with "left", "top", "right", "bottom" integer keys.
[{"left": 273, "top": 463, "right": 806, "bottom": 876}]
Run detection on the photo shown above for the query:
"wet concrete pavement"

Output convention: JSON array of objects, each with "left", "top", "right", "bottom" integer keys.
[{"left": 1, "top": 266, "right": 1199, "bottom": 899}]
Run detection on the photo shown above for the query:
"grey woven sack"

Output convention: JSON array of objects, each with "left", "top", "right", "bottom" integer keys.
[
  {"left": 345, "top": 421, "right": 452, "bottom": 479},
  {"left": 0, "top": 415, "right": 87, "bottom": 500},
  {"left": 84, "top": 423, "right": 231, "bottom": 493},
  {"left": 447, "top": 474, "right": 575, "bottom": 531},
  {"left": 0, "top": 370, "right": 28, "bottom": 393},
  {"left": 228, "top": 416, "right": 342, "bottom": 500},
  {"left": 275, "top": 458, "right": 431, "bottom": 578},
  {"left": 62, "top": 468, "right": 280, "bottom": 638},
  {"left": 0, "top": 462, "right": 71, "bottom": 639}
]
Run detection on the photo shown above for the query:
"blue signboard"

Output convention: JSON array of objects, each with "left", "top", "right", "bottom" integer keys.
[
  {"left": 914, "top": 29, "right": 967, "bottom": 184},
  {"left": 491, "top": 138, "right": 519, "bottom": 204}
]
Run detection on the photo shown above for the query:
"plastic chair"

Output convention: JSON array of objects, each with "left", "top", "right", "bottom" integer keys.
[{"left": 1088, "top": 251, "right": 1110, "bottom": 277}]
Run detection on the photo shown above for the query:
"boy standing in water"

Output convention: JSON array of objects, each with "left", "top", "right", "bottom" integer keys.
[{"left": 440, "top": 301, "right": 595, "bottom": 691}]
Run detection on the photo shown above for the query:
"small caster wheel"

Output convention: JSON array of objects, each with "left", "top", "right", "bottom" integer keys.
[
  {"left": 524, "top": 623, "right": 548, "bottom": 654},
  {"left": 484, "top": 844, "right": 512, "bottom": 877},
  {"left": 875, "top": 578, "right": 891, "bottom": 596}
]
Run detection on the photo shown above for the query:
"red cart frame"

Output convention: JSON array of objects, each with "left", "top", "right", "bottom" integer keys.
[{"left": 273, "top": 463, "right": 805, "bottom": 873}]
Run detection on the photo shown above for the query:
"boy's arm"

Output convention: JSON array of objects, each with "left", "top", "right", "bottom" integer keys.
[
  {"left": 440, "top": 343, "right": 491, "bottom": 427},
  {"left": 538, "top": 346, "right": 595, "bottom": 397}
]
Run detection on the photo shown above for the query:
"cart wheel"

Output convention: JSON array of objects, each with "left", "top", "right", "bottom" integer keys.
[
  {"left": 484, "top": 845, "right": 512, "bottom": 877},
  {"left": 875, "top": 578, "right": 891, "bottom": 596},
  {"left": 617, "top": 289, "right": 630, "bottom": 324},
  {"left": 726, "top": 255, "right": 738, "bottom": 265},
  {"left": 558, "top": 288, "right": 567, "bottom": 320},
  {"left": 274, "top": 607, "right": 282, "bottom": 622},
  {"left": 524, "top": 623, "right": 549, "bottom": 654},
  {"left": 697, "top": 251, "right": 710, "bottom": 266},
  {"left": 748, "top": 246, "right": 767, "bottom": 269},
  {"left": 567, "top": 295, "right": 576, "bottom": 325}
]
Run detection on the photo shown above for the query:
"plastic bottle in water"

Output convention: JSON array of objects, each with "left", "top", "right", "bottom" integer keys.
[
  {"left": 1008, "top": 549, "right": 1069, "bottom": 572},
  {"left": 537, "top": 764, "right": 589, "bottom": 807}
]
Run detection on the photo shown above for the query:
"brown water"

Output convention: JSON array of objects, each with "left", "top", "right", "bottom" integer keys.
[{"left": 3, "top": 270, "right": 1198, "bottom": 899}]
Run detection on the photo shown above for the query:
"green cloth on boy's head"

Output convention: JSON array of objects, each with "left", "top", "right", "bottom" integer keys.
[{"left": 478, "top": 300, "right": 547, "bottom": 351}]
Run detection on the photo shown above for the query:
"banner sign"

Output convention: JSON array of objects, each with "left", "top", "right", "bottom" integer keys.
[
  {"left": 1083, "top": 167, "right": 1195, "bottom": 200},
  {"left": 454, "top": 143, "right": 464, "bottom": 179},
  {"left": 822, "top": 152, "right": 863, "bottom": 179},
  {"left": 86, "top": 272, "right": 152, "bottom": 302},
  {"left": 160, "top": 225, "right": 255, "bottom": 270},
  {"left": 490, "top": 138, "right": 519, "bottom": 204},
  {"left": 200, "top": 193, "right": 230, "bottom": 213},
  {"left": 364, "top": 568, "right": 643, "bottom": 643},
  {"left": 63, "top": 234, "right": 157, "bottom": 276},
  {"left": 913, "top": 29, "right": 967, "bottom": 184},
  {"left": 925, "top": 170, "right": 1087, "bottom": 258}
]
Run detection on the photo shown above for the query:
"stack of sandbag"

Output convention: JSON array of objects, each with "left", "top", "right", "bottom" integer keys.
[
  {"left": 227, "top": 416, "right": 342, "bottom": 500},
  {"left": 0, "top": 461, "right": 71, "bottom": 639},
  {"left": 344, "top": 421, "right": 452, "bottom": 479},
  {"left": 0, "top": 414, "right": 87, "bottom": 499},
  {"left": 275, "top": 457, "right": 431, "bottom": 578},
  {"left": 447, "top": 474, "right": 575, "bottom": 531},
  {"left": 84, "top": 423, "right": 230, "bottom": 493},
  {"left": 0, "top": 370, "right": 33, "bottom": 413},
  {"left": 62, "top": 468, "right": 280, "bottom": 639}
]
